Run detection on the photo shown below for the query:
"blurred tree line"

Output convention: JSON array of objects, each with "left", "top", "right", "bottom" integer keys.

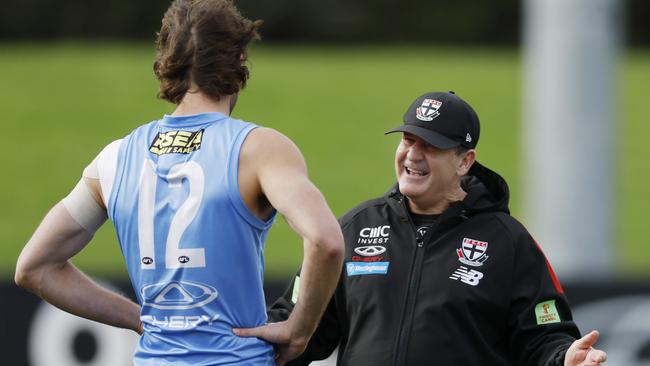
[{"left": 0, "top": 0, "right": 648, "bottom": 45}]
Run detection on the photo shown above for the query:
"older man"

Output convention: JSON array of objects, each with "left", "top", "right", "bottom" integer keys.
[{"left": 238, "top": 91, "right": 606, "bottom": 366}]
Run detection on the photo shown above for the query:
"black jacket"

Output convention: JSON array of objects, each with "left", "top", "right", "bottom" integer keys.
[{"left": 269, "top": 162, "right": 580, "bottom": 366}]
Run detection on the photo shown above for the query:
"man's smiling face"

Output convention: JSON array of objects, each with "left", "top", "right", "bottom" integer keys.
[{"left": 395, "top": 132, "right": 466, "bottom": 205}]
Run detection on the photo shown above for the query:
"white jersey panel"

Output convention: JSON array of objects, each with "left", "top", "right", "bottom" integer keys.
[{"left": 94, "top": 139, "right": 123, "bottom": 207}]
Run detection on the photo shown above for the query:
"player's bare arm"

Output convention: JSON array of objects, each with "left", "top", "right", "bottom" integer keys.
[
  {"left": 15, "top": 176, "right": 142, "bottom": 334},
  {"left": 234, "top": 127, "right": 344, "bottom": 364}
]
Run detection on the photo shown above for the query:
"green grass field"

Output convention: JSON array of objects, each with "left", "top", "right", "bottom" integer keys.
[{"left": 0, "top": 42, "right": 648, "bottom": 279}]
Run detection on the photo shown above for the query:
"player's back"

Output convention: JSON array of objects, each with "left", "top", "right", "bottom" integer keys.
[{"left": 98, "top": 112, "right": 275, "bottom": 365}]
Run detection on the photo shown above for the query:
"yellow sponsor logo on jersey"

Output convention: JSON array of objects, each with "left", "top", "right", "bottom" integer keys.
[{"left": 149, "top": 129, "right": 203, "bottom": 156}]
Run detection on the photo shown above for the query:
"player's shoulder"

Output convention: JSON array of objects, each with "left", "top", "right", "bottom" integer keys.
[
  {"left": 94, "top": 138, "right": 124, "bottom": 165},
  {"left": 101, "top": 138, "right": 124, "bottom": 154},
  {"left": 83, "top": 138, "right": 124, "bottom": 171},
  {"left": 242, "top": 127, "right": 304, "bottom": 162},
  {"left": 246, "top": 127, "right": 295, "bottom": 146}
]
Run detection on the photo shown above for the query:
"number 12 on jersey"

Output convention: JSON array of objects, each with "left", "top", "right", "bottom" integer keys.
[{"left": 137, "top": 159, "right": 207, "bottom": 270}]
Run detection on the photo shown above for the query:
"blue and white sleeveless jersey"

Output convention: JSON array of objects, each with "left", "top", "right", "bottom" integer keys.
[{"left": 95, "top": 112, "right": 275, "bottom": 365}]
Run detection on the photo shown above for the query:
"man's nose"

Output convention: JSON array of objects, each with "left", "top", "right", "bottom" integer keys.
[{"left": 406, "top": 144, "right": 424, "bottom": 160}]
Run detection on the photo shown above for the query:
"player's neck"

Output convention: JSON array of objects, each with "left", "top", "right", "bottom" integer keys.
[{"left": 172, "top": 90, "right": 234, "bottom": 117}]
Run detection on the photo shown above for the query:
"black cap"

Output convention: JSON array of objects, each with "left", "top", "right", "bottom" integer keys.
[{"left": 386, "top": 91, "right": 480, "bottom": 149}]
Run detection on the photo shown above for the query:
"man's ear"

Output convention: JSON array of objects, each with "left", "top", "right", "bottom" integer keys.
[{"left": 458, "top": 149, "right": 476, "bottom": 176}]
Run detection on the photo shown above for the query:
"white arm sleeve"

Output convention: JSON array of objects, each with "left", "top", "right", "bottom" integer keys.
[
  {"left": 82, "top": 156, "right": 100, "bottom": 179},
  {"left": 61, "top": 180, "right": 107, "bottom": 234},
  {"left": 84, "top": 139, "right": 122, "bottom": 207},
  {"left": 62, "top": 138, "right": 123, "bottom": 234},
  {"left": 96, "top": 139, "right": 122, "bottom": 207}
]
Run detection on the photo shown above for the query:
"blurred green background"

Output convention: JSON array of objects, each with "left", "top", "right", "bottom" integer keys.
[{"left": 0, "top": 42, "right": 648, "bottom": 279}]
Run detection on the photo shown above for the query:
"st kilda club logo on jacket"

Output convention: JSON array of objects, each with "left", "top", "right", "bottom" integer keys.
[{"left": 456, "top": 238, "right": 489, "bottom": 267}]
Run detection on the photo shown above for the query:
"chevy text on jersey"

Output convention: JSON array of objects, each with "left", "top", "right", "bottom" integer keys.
[
  {"left": 270, "top": 162, "right": 580, "bottom": 366},
  {"left": 97, "top": 113, "right": 275, "bottom": 365}
]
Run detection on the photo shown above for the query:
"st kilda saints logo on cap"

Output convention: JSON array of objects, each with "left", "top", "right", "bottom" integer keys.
[{"left": 416, "top": 99, "right": 442, "bottom": 122}]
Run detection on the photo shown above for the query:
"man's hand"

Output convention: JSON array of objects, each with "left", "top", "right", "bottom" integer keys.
[
  {"left": 564, "top": 330, "right": 607, "bottom": 366},
  {"left": 233, "top": 321, "right": 307, "bottom": 366}
]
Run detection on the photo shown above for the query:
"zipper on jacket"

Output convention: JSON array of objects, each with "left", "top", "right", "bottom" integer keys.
[{"left": 392, "top": 200, "right": 440, "bottom": 366}]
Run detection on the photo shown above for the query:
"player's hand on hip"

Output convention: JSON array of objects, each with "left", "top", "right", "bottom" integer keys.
[
  {"left": 564, "top": 330, "right": 607, "bottom": 366},
  {"left": 233, "top": 320, "right": 307, "bottom": 366}
]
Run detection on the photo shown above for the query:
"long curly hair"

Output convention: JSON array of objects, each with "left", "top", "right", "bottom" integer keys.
[{"left": 153, "top": 0, "right": 261, "bottom": 104}]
